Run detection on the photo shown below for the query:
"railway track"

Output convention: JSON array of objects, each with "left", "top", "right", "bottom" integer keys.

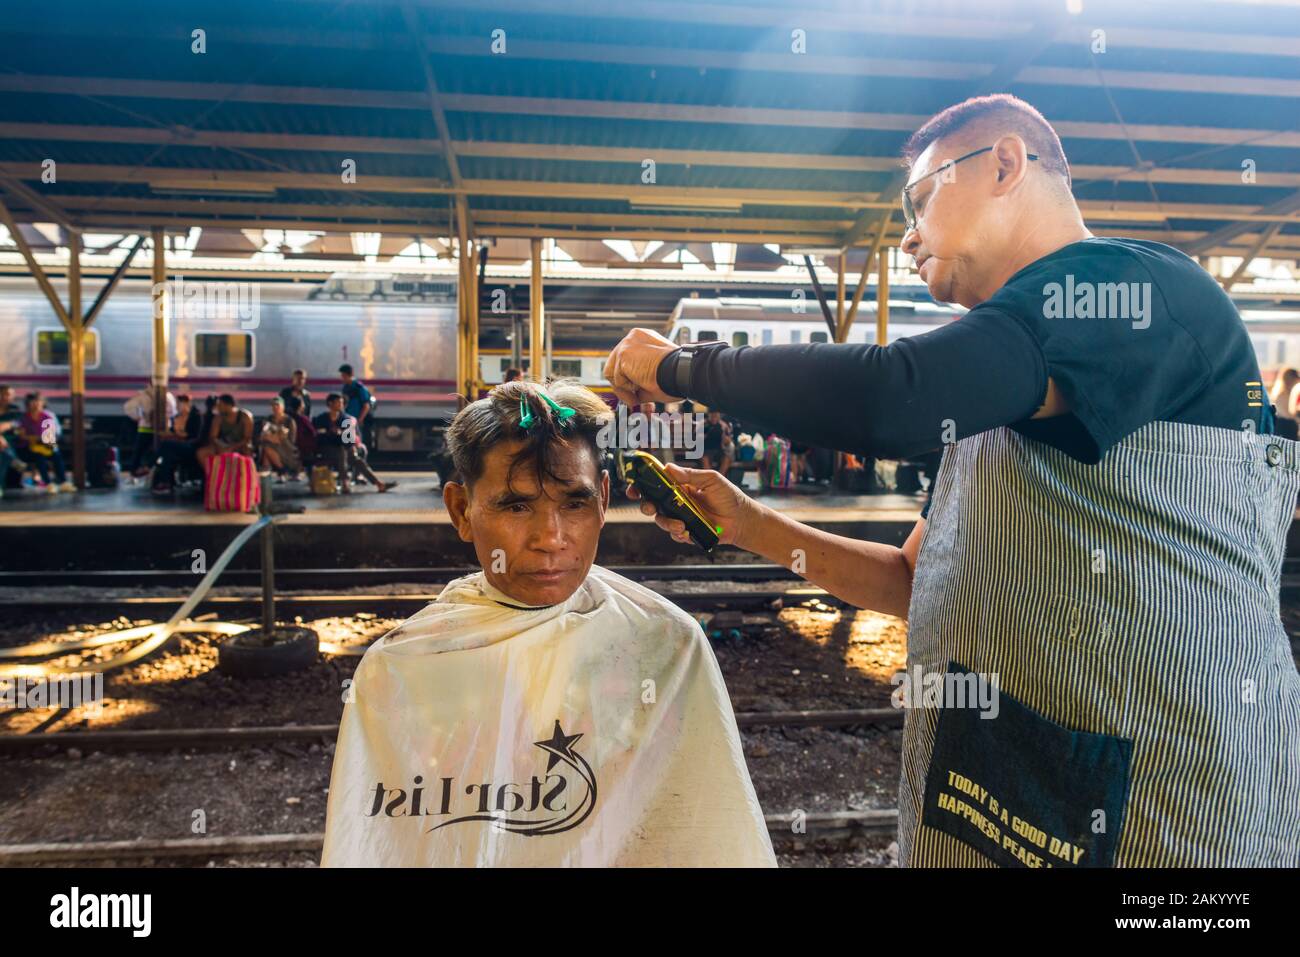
[
  {"left": 0, "top": 708, "right": 904, "bottom": 753},
  {"left": 0, "top": 572, "right": 904, "bottom": 865},
  {"left": 0, "top": 712, "right": 904, "bottom": 864},
  {"left": 0, "top": 587, "right": 827, "bottom": 618},
  {"left": 0, "top": 808, "right": 900, "bottom": 866},
  {"left": 7, "top": 559, "right": 1300, "bottom": 591},
  {"left": 0, "top": 562, "right": 801, "bottom": 590}
]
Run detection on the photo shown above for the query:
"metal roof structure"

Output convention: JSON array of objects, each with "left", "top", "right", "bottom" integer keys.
[{"left": 0, "top": 0, "right": 1297, "bottom": 264}]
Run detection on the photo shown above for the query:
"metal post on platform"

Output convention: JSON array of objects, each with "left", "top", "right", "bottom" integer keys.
[
  {"left": 150, "top": 227, "right": 168, "bottom": 451},
  {"left": 530, "top": 238, "right": 545, "bottom": 382},
  {"left": 259, "top": 474, "right": 275, "bottom": 633},
  {"left": 876, "top": 246, "right": 890, "bottom": 346},
  {"left": 835, "top": 252, "right": 845, "bottom": 335},
  {"left": 67, "top": 230, "right": 86, "bottom": 489},
  {"left": 510, "top": 313, "right": 522, "bottom": 371}
]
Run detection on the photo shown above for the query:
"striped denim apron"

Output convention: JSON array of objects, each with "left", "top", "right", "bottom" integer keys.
[{"left": 901, "top": 421, "right": 1300, "bottom": 867}]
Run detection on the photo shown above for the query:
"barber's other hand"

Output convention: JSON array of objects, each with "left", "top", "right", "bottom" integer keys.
[
  {"left": 604, "top": 327, "right": 680, "bottom": 407},
  {"left": 626, "top": 461, "right": 756, "bottom": 550}
]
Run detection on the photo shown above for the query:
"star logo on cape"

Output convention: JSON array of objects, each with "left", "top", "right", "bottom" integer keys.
[{"left": 534, "top": 720, "right": 583, "bottom": 773}]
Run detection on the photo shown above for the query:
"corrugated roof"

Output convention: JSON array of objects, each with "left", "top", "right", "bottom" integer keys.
[{"left": 0, "top": 0, "right": 1294, "bottom": 261}]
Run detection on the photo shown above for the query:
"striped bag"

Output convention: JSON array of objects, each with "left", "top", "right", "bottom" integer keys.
[{"left": 205, "top": 452, "right": 261, "bottom": 512}]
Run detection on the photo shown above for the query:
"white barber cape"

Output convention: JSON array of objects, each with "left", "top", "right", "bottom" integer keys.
[{"left": 321, "top": 564, "right": 776, "bottom": 867}]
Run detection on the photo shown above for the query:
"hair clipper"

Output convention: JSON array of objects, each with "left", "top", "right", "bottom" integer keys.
[{"left": 618, "top": 449, "right": 720, "bottom": 552}]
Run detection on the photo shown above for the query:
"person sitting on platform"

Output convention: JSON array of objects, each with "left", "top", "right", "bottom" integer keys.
[
  {"left": 312, "top": 393, "right": 394, "bottom": 494},
  {"left": 279, "top": 368, "right": 312, "bottom": 419},
  {"left": 123, "top": 382, "right": 177, "bottom": 479},
  {"left": 321, "top": 379, "right": 774, "bottom": 868},
  {"left": 151, "top": 394, "right": 204, "bottom": 494},
  {"left": 258, "top": 396, "right": 302, "bottom": 479},
  {"left": 701, "top": 408, "right": 733, "bottom": 475},
  {"left": 0, "top": 384, "right": 22, "bottom": 497},
  {"left": 15, "top": 391, "right": 74, "bottom": 493},
  {"left": 196, "top": 394, "right": 253, "bottom": 472}
]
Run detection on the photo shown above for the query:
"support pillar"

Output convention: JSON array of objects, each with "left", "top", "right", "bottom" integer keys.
[
  {"left": 876, "top": 246, "right": 890, "bottom": 346},
  {"left": 455, "top": 202, "right": 472, "bottom": 402},
  {"left": 529, "top": 238, "right": 545, "bottom": 383},
  {"left": 151, "top": 227, "right": 169, "bottom": 450},
  {"left": 835, "top": 253, "right": 845, "bottom": 337},
  {"left": 67, "top": 230, "right": 85, "bottom": 488}
]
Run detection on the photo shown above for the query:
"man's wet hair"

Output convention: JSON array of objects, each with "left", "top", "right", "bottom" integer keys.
[
  {"left": 218, "top": 393, "right": 236, "bottom": 406},
  {"left": 446, "top": 378, "right": 613, "bottom": 492},
  {"left": 902, "top": 94, "right": 1071, "bottom": 188},
  {"left": 326, "top": 392, "right": 343, "bottom": 404}
]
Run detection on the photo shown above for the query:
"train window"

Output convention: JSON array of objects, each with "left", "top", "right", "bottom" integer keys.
[
  {"left": 194, "top": 332, "right": 254, "bottom": 369},
  {"left": 35, "top": 329, "right": 99, "bottom": 369},
  {"left": 761, "top": 328, "right": 774, "bottom": 345},
  {"left": 698, "top": 331, "right": 719, "bottom": 341},
  {"left": 732, "top": 331, "right": 749, "bottom": 346},
  {"left": 676, "top": 326, "right": 692, "bottom": 344},
  {"left": 550, "top": 359, "right": 582, "bottom": 378},
  {"left": 791, "top": 330, "right": 802, "bottom": 343},
  {"left": 811, "top": 331, "right": 829, "bottom": 343}
]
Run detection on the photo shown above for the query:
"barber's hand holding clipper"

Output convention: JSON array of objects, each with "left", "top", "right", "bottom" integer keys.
[
  {"left": 606, "top": 328, "right": 921, "bottom": 619},
  {"left": 625, "top": 460, "right": 758, "bottom": 550}
]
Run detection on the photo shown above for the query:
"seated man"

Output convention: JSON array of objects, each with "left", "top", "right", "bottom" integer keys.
[
  {"left": 312, "top": 393, "right": 394, "bottom": 493},
  {"left": 151, "top": 393, "right": 203, "bottom": 493},
  {"left": 322, "top": 380, "right": 775, "bottom": 867},
  {"left": 196, "top": 393, "right": 254, "bottom": 472}
]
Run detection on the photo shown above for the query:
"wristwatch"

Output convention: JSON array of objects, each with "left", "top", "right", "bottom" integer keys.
[{"left": 668, "top": 340, "right": 728, "bottom": 398}]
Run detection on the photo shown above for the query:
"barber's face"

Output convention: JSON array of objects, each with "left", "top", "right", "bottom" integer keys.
[
  {"left": 445, "top": 438, "right": 609, "bottom": 607},
  {"left": 900, "top": 138, "right": 1002, "bottom": 308}
]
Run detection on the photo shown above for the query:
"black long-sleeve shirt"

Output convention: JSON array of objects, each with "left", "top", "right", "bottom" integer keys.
[{"left": 656, "top": 238, "right": 1269, "bottom": 467}]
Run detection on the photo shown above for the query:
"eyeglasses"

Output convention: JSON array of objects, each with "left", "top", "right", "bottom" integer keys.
[{"left": 901, "top": 145, "right": 1038, "bottom": 230}]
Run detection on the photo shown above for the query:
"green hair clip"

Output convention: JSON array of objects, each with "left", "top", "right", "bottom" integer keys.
[
  {"left": 539, "top": 391, "right": 577, "bottom": 427},
  {"left": 518, "top": 391, "right": 575, "bottom": 431}
]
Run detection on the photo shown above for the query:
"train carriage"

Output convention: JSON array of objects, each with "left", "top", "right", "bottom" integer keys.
[{"left": 0, "top": 278, "right": 461, "bottom": 460}]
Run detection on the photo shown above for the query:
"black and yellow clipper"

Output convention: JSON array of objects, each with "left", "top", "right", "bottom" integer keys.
[{"left": 618, "top": 449, "right": 721, "bottom": 552}]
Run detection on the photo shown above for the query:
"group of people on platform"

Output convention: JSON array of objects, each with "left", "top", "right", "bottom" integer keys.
[
  {"left": 0, "top": 363, "right": 395, "bottom": 500},
  {"left": 137, "top": 364, "right": 397, "bottom": 496}
]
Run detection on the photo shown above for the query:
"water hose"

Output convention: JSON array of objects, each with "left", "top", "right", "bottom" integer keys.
[{"left": 1, "top": 515, "right": 272, "bottom": 731}]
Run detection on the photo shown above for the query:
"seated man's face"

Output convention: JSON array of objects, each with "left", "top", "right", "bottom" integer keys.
[{"left": 444, "top": 437, "right": 609, "bottom": 607}]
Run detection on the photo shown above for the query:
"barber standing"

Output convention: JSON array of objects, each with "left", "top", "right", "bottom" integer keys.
[{"left": 605, "top": 94, "right": 1300, "bottom": 868}]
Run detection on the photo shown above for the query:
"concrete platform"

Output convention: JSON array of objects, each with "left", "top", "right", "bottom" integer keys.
[{"left": 0, "top": 471, "right": 927, "bottom": 577}]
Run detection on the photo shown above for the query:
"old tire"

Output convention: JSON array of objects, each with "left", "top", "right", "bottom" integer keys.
[{"left": 217, "top": 626, "right": 319, "bottom": 678}]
